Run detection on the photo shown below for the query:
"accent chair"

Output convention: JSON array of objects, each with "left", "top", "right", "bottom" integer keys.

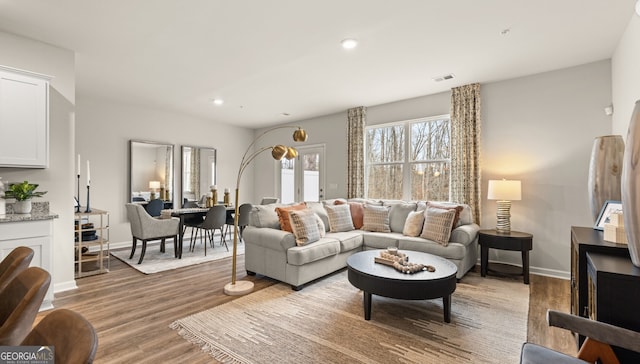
[
  {"left": 0, "top": 246, "right": 34, "bottom": 293},
  {"left": 125, "top": 203, "right": 180, "bottom": 264}
]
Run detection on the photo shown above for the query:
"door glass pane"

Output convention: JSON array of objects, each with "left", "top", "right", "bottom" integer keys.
[
  {"left": 410, "top": 162, "right": 449, "bottom": 201},
  {"left": 303, "top": 152, "right": 320, "bottom": 201},
  {"left": 366, "top": 164, "right": 403, "bottom": 200},
  {"left": 281, "top": 158, "right": 295, "bottom": 204}
]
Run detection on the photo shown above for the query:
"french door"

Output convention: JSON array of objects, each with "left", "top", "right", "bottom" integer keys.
[{"left": 280, "top": 145, "right": 325, "bottom": 203}]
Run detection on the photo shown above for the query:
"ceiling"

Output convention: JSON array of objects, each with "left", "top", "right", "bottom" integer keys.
[{"left": 0, "top": 0, "right": 636, "bottom": 128}]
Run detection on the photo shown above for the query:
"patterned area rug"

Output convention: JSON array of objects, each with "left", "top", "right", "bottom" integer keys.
[
  {"left": 170, "top": 269, "right": 529, "bottom": 363},
  {"left": 111, "top": 233, "right": 244, "bottom": 274}
]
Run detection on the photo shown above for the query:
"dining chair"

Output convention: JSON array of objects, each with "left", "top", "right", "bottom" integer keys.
[
  {"left": 225, "top": 203, "right": 253, "bottom": 242},
  {"left": 145, "top": 198, "right": 164, "bottom": 217},
  {"left": 21, "top": 308, "right": 98, "bottom": 364},
  {"left": 0, "top": 246, "right": 34, "bottom": 294},
  {"left": 0, "top": 266, "right": 51, "bottom": 346},
  {"left": 125, "top": 203, "right": 180, "bottom": 264},
  {"left": 520, "top": 310, "right": 640, "bottom": 364},
  {"left": 260, "top": 197, "right": 279, "bottom": 205},
  {"left": 189, "top": 205, "right": 228, "bottom": 255}
]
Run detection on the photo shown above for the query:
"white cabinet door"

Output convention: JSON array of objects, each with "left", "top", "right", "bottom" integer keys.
[{"left": 0, "top": 66, "right": 50, "bottom": 168}]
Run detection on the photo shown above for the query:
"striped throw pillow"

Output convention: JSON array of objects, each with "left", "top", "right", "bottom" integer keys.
[{"left": 362, "top": 205, "right": 391, "bottom": 233}]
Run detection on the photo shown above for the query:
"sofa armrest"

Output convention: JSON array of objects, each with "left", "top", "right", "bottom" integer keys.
[
  {"left": 450, "top": 223, "right": 479, "bottom": 245},
  {"left": 243, "top": 226, "right": 296, "bottom": 252}
]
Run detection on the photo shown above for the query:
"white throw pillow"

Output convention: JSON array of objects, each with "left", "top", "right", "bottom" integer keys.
[{"left": 402, "top": 210, "right": 425, "bottom": 237}]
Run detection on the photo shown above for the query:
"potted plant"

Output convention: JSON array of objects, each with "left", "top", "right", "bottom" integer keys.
[{"left": 3, "top": 181, "right": 47, "bottom": 214}]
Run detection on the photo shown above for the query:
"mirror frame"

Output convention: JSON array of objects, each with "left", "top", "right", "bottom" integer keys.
[
  {"left": 129, "top": 140, "right": 175, "bottom": 207},
  {"left": 181, "top": 145, "right": 217, "bottom": 207}
]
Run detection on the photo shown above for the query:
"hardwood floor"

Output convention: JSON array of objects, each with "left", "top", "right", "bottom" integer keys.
[{"left": 42, "top": 258, "right": 576, "bottom": 363}]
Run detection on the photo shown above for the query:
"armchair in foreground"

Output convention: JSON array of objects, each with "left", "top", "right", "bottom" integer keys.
[{"left": 224, "top": 126, "right": 308, "bottom": 296}]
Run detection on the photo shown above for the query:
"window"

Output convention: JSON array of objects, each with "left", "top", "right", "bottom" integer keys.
[{"left": 365, "top": 115, "right": 450, "bottom": 201}]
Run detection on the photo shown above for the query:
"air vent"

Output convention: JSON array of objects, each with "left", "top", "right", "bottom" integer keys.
[{"left": 432, "top": 73, "right": 455, "bottom": 82}]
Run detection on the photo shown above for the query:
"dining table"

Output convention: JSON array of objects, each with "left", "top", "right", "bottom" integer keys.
[{"left": 161, "top": 205, "right": 236, "bottom": 259}]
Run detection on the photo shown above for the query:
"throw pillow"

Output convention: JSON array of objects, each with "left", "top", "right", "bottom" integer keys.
[
  {"left": 361, "top": 204, "right": 391, "bottom": 233},
  {"left": 420, "top": 207, "right": 456, "bottom": 246},
  {"left": 324, "top": 203, "right": 355, "bottom": 232},
  {"left": 402, "top": 210, "right": 425, "bottom": 237},
  {"left": 288, "top": 209, "right": 321, "bottom": 246},
  {"left": 427, "top": 201, "right": 463, "bottom": 228},
  {"left": 334, "top": 200, "right": 365, "bottom": 229},
  {"left": 275, "top": 203, "right": 306, "bottom": 232}
]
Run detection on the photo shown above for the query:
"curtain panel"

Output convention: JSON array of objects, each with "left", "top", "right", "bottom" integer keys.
[
  {"left": 450, "top": 83, "right": 481, "bottom": 224},
  {"left": 347, "top": 106, "right": 366, "bottom": 199}
]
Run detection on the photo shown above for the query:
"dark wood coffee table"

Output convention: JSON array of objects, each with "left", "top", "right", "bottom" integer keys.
[{"left": 347, "top": 249, "right": 457, "bottom": 323}]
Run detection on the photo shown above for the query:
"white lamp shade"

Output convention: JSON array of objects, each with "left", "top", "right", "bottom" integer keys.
[
  {"left": 149, "top": 181, "right": 161, "bottom": 189},
  {"left": 488, "top": 180, "right": 522, "bottom": 201}
]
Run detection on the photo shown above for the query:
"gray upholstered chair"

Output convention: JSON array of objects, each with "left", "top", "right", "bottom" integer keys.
[
  {"left": 521, "top": 310, "right": 640, "bottom": 364},
  {"left": 0, "top": 246, "right": 34, "bottom": 294},
  {"left": 189, "top": 205, "right": 227, "bottom": 255},
  {"left": 225, "top": 203, "right": 252, "bottom": 241},
  {"left": 21, "top": 309, "right": 98, "bottom": 364},
  {"left": 0, "top": 266, "right": 51, "bottom": 346},
  {"left": 125, "top": 203, "right": 180, "bottom": 264},
  {"left": 260, "top": 197, "right": 279, "bottom": 205}
]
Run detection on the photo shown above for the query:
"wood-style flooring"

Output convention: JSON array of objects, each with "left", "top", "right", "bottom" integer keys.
[{"left": 42, "top": 256, "right": 576, "bottom": 363}]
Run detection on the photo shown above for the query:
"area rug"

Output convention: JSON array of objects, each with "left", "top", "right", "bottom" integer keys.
[
  {"left": 170, "top": 270, "right": 529, "bottom": 363},
  {"left": 111, "top": 234, "right": 244, "bottom": 274}
]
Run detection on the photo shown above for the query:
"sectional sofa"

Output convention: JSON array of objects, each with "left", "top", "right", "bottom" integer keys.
[{"left": 243, "top": 198, "right": 480, "bottom": 290}]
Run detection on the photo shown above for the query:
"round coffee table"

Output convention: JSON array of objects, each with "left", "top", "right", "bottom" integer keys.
[{"left": 347, "top": 249, "right": 457, "bottom": 323}]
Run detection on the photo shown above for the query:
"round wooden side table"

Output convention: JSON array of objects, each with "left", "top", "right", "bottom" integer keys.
[{"left": 478, "top": 229, "right": 533, "bottom": 284}]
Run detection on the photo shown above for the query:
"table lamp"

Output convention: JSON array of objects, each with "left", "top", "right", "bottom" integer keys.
[
  {"left": 149, "top": 181, "right": 161, "bottom": 200},
  {"left": 487, "top": 179, "right": 521, "bottom": 234}
]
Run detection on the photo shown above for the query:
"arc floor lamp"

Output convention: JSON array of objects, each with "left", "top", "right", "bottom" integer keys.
[{"left": 224, "top": 126, "right": 308, "bottom": 295}]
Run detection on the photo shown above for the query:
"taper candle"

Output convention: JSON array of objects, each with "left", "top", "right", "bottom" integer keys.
[
  {"left": 77, "top": 154, "right": 81, "bottom": 175},
  {"left": 86, "top": 160, "right": 91, "bottom": 186}
]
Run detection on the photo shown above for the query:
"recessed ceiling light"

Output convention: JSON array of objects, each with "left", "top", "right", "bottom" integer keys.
[
  {"left": 341, "top": 38, "right": 358, "bottom": 49},
  {"left": 212, "top": 99, "right": 224, "bottom": 105}
]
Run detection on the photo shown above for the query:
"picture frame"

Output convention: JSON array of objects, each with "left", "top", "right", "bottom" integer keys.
[{"left": 594, "top": 200, "right": 623, "bottom": 231}]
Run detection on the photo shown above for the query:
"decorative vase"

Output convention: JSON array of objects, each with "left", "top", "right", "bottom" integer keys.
[
  {"left": 622, "top": 100, "right": 640, "bottom": 267},
  {"left": 588, "top": 135, "right": 624, "bottom": 222},
  {"left": 13, "top": 199, "right": 32, "bottom": 214}
]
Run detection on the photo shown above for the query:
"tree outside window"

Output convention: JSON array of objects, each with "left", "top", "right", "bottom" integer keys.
[{"left": 366, "top": 115, "right": 450, "bottom": 201}]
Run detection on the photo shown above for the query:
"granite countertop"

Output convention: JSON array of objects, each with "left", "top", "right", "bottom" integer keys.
[{"left": 0, "top": 201, "right": 59, "bottom": 223}]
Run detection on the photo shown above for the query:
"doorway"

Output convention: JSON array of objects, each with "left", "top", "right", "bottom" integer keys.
[{"left": 280, "top": 145, "right": 325, "bottom": 203}]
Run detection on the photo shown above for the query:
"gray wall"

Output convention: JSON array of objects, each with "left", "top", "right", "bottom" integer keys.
[
  {"left": 0, "top": 31, "right": 77, "bottom": 292},
  {"left": 255, "top": 60, "right": 612, "bottom": 278},
  {"left": 76, "top": 96, "right": 255, "bottom": 245}
]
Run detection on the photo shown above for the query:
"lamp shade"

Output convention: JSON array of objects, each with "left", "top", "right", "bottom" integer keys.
[
  {"left": 149, "top": 181, "right": 161, "bottom": 190},
  {"left": 488, "top": 180, "right": 521, "bottom": 201}
]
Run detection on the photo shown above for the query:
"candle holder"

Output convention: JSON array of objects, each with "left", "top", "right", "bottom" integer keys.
[
  {"left": 85, "top": 185, "right": 92, "bottom": 213},
  {"left": 76, "top": 174, "right": 81, "bottom": 213}
]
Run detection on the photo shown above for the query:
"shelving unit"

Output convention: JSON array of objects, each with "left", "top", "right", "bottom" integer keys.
[{"left": 75, "top": 208, "right": 109, "bottom": 278}]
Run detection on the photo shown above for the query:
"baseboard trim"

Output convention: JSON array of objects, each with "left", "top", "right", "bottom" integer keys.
[{"left": 479, "top": 259, "right": 570, "bottom": 280}]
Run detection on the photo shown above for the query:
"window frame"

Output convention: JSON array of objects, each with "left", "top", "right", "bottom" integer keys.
[{"left": 364, "top": 114, "right": 451, "bottom": 200}]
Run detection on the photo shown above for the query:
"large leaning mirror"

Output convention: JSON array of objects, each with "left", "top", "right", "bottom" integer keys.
[
  {"left": 181, "top": 145, "right": 216, "bottom": 207},
  {"left": 129, "top": 140, "right": 174, "bottom": 208}
]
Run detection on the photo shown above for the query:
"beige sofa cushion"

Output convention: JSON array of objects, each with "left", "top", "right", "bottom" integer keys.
[
  {"left": 325, "top": 203, "right": 355, "bottom": 232},
  {"left": 362, "top": 205, "right": 391, "bottom": 233},
  {"left": 388, "top": 202, "right": 417, "bottom": 232},
  {"left": 249, "top": 203, "right": 281, "bottom": 229},
  {"left": 420, "top": 207, "right": 456, "bottom": 245},
  {"left": 287, "top": 238, "right": 341, "bottom": 266}
]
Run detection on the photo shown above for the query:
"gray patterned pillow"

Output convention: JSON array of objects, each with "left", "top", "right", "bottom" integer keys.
[
  {"left": 324, "top": 204, "right": 355, "bottom": 232},
  {"left": 420, "top": 207, "right": 456, "bottom": 246},
  {"left": 362, "top": 205, "right": 391, "bottom": 233},
  {"left": 289, "top": 209, "right": 321, "bottom": 246}
]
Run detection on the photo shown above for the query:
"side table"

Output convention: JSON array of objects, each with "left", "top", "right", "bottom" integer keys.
[{"left": 479, "top": 229, "right": 533, "bottom": 284}]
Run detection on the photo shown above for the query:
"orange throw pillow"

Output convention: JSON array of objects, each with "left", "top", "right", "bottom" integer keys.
[
  {"left": 335, "top": 200, "right": 365, "bottom": 229},
  {"left": 275, "top": 203, "right": 306, "bottom": 232}
]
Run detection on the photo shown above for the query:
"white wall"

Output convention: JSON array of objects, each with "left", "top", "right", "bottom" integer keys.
[
  {"left": 75, "top": 97, "right": 254, "bottom": 245},
  {"left": 612, "top": 14, "right": 640, "bottom": 135},
  {"left": 0, "top": 31, "right": 77, "bottom": 293},
  {"left": 482, "top": 60, "right": 612, "bottom": 277},
  {"left": 253, "top": 60, "right": 611, "bottom": 278}
]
